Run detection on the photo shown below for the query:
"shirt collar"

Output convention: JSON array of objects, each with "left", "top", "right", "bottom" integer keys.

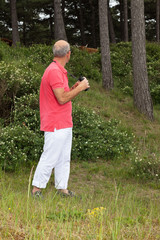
[{"left": 53, "top": 59, "right": 67, "bottom": 74}]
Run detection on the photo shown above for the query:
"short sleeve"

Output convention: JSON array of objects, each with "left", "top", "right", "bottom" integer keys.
[{"left": 48, "top": 69, "right": 64, "bottom": 90}]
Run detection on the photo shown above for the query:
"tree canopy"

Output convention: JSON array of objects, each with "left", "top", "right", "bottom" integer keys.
[{"left": 0, "top": 0, "right": 159, "bottom": 46}]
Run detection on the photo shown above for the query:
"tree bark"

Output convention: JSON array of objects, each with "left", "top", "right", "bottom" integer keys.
[
  {"left": 120, "top": 0, "right": 124, "bottom": 41},
  {"left": 49, "top": 12, "right": 54, "bottom": 41},
  {"left": 22, "top": 16, "right": 26, "bottom": 45},
  {"left": 124, "top": 0, "right": 128, "bottom": 42},
  {"left": 10, "top": 0, "right": 20, "bottom": 46},
  {"left": 77, "top": 0, "right": 86, "bottom": 46},
  {"left": 54, "top": 0, "right": 67, "bottom": 41},
  {"left": 108, "top": 0, "right": 116, "bottom": 44},
  {"left": 131, "top": 0, "right": 153, "bottom": 121},
  {"left": 156, "top": 0, "right": 160, "bottom": 42},
  {"left": 89, "top": 0, "right": 97, "bottom": 47},
  {"left": 99, "top": 0, "right": 113, "bottom": 90}
]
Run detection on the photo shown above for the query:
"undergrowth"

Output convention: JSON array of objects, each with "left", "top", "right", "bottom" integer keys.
[
  {"left": 1, "top": 41, "right": 160, "bottom": 239},
  {"left": 0, "top": 41, "right": 160, "bottom": 183}
]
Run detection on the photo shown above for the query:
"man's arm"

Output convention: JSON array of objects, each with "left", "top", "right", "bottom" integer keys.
[
  {"left": 53, "top": 78, "right": 90, "bottom": 105},
  {"left": 70, "top": 81, "right": 80, "bottom": 90}
]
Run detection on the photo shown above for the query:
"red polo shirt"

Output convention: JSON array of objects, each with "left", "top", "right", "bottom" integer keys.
[{"left": 39, "top": 60, "right": 73, "bottom": 132}]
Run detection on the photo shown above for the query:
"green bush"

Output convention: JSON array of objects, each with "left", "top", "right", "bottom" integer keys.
[
  {"left": 146, "top": 42, "right": 160, "bottom": 62},
  {"left": 0, "top": 97, "right": 134, "bottom": 171},
  {"left": 150, "top": 84, "right": 160, "bottom": 104},
  {"left": 27, "top": 44, "right": 53, "bottom": 66},
  {"left": 0, "top": 125, "right": 43, "bottom": 171},
  {"left": 14, "top": 93, "right": 135, "bottom": 161},
  {"left": 0, "top": 41, "right": 11, "bottom": 61},
  {"left": 0, "top": 60, "right": 41, "bottom": 119},
  {"left": 146, "top": 43, "right": 160, "bottom": 86},
  {"left": 110, "top": 42, "right": 160, "bottom": 104},
  {"left": 110, "top": 42, "right": 133, "bottom": 90},
  {"left": 13, "top": 93, "right": 40, "bottom": 133},
  {"left": 0, "top": 61, "right": 41, "bottom": 96},
  {"left": 13, "top": 94, "right": 135, "bottom": 162},
  {"left": 72, "top": 104, "right": 135, "bottom": 161},
  {"left": 131, "top": 151, "right": 160, "bottom": 181},
  {"left": 0, "top": 50, "right": 3, "bottom": 61},
  {"left": 69, "top": 46, "right": 101, "bottom": 82}
]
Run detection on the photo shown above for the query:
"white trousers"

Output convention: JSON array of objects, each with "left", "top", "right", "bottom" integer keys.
[{"left": 32, "top": 128, "right": 72, "bottom": 189}]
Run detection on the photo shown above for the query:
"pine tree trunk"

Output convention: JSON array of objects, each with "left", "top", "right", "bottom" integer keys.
[
  {"left": 89, "top": 0, "right": 97, "bottom": 47},
  {"left": 54, "top": 0, "right": 67, "bottom": 41},
  {"left": 10, "top": 0, "right": 20, "bottom": 46},
  {"left": 108, "top": 0, "right": 116, "bottom": 43},
  {"left": 131, "top": 0, "right": 153, "bottom": 121},
  {"left": 23, "top": 17, "right": 26, "bottom": 45},
  {"left": 124, "top": 0, "right": 128, "bottom": 42},
  {"left": 78, "top": 0, "right": 86, "bottom": 46},
  {"left": 156, "top": 0, "right": 160, "bottom": 42},
  {"left": 99, "top": 0, "right": 113, "bottom": 90},
  {"left": 120, "top": 0, "right": 124, "bottom": 41},
  {"left": 49, "top": 12, "right": 54, "bottom": 41}
]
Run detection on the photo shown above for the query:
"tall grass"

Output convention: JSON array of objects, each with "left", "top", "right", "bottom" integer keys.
[{"left": 0, "top": 162, "right": 160, "bottom": 239}]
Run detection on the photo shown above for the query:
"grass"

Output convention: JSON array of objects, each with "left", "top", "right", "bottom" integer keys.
[{"left": 1, "top": 161, "right": 160, "bottom": 240}]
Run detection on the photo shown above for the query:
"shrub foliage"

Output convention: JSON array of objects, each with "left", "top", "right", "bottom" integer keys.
[
  {"left": 72, "top": 104, "right": 134, "bottom": 161},
  {"left": 0, "top": 125, "right": 43, "bottom": 171},
  {"left": 131, "top": 151, "right": 160, "bottom": 181},
  {"left": 0, "top": 97, "right": 134, "bottom": 171},
  {"left": 2, "top": 41, "right": 160, "bottom": 173}
]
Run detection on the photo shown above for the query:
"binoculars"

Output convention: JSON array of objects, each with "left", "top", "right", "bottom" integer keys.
[{"left": 78, "top": 76, "right": 89, "bottom": 91}]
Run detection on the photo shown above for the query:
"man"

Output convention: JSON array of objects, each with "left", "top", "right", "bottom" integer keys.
[{"left": 32, "top": 40, "right": 90, "bottom": 198}]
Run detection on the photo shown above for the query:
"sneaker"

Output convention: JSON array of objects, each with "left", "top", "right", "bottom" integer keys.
[
  {"left": 57, "top": 190, "right": 76, "bottom": 198},
  {"left": 31, "top": 191, "right": 43, "bottom": 199}
]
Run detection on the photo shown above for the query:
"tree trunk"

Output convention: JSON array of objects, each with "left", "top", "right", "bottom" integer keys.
[
  {"left": 22, "top": 16, "right": 26, "bottom": 45},
  {"left": 124, "top": 0, "right": 128, "bottom": 42},
  {"left": 131, "top": 0, "right": 153, "bottom": 121},
  {"left": 54, "top": 0, "right": 67, "bottom": 41},
  {"left": 77, "top": 0, "right": 86, "bottom": 46},
  {"left": 62, "top": 0, "right": 65, "bottom": 17},
  {"left": 89, "top": 0, "right": 97, "bottom": 47},
  {"left": 120, "top": 0, "right": 124, "bottom": 41},
  {"left": 99, "top": 0, "right": 113, "bottom": 90},
  {"left": 108, "top": 0, "right": 116, "bottom": 43},
  {"left": 156, "top": 0, "right": 160, "bottom": 42},
  {"left": 10, "top": 0, "right": 20, "bottom": 46}
]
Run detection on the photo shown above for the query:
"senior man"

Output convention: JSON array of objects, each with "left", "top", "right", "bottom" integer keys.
[{"left": 32, "top": 40, "right": 90, "bottom": 198}]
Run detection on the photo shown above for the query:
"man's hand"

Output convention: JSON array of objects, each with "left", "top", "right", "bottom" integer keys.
[
  {"left": 53, "top": 77, "right": 90, "bottom": 105},
  {"left": 70, "top": 78, "right": 89, "bottom": 91},
  {"left": 78, "top": 77, "right": 90, "bottom": 91}
]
